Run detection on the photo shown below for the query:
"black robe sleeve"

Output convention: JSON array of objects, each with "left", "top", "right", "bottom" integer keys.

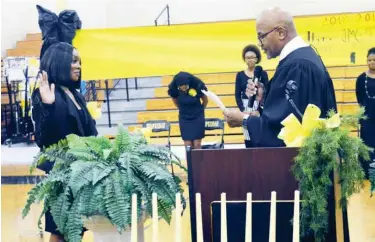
[
  {"left": 261, "top": 70, "right": 269, "bottom": 85},
  {"left": 31, "top": 89, "right": 59, "bottom": 149},
  {"left": 235, "top": 72, "right": 244, "bottom": 111},
  {"left": 260, "top": 70, "right": 269, "bottom": 107},
  {"left": 246, "top": 59, "right": 336, "bottom": 147}
]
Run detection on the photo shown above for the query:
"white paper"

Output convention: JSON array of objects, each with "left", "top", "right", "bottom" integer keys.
[{"left": 201, "top": 89, "right": 226, "bottom": 111}]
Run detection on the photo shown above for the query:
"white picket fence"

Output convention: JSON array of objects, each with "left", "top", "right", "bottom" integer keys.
[{"left": 128, "top": 190, "right": 300, "bottom": 242}]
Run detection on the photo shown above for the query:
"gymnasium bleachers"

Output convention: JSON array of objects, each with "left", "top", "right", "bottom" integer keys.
[
  {"left": 126, "top": 65, "right": 364, "bottom": 145},
  {"left": 2, "top": 23, "right": 367, "bottom": 146}
]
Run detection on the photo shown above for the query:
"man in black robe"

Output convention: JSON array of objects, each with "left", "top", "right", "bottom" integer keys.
[
  {"left": 224, "top": 7, "right": 337, "bottom": 147},
  {"left": 223, "top": 8, "right": 340, "bottom": 242}
]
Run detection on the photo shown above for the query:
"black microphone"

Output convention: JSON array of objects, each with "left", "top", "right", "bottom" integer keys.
[
  {"left": 248, "top": 66, "right": 263, "bottom": 110},
  {"left": 285, "top": 80, "right": 303, "bottom": 119}
]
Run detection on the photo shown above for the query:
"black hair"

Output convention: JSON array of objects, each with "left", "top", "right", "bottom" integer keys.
[
  {"left": 368, "top": 47, "right": 375, "bottom": 57},
  {"left": 40, "top": 42, "right": 81, "bottom": 89},
  {"left": 167, "top": 72, "right": 207, "bottom": 98},
  {"left": 242, "top": 44, "right": 262, "bottom": 64},
  {"left": 37, "top": 5, "right": 82, "bottom": 89}
]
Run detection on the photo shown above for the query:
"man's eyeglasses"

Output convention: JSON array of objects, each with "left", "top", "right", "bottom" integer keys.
[{"left": 257, "top": 26, "right": 279, "bottom": 43}]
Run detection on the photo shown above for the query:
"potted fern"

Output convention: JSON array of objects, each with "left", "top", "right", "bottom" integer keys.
[{"left": 22, "top": 126, "right": 186, "bottom": 242}]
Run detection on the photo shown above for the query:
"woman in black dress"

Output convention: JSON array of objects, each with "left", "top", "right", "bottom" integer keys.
[
  {"left": 32, "top": 42, "right": 98, "bottom": 242},
  {"left": 168, "top": 72, "right": 208, "bottom": 149},
  {"left": 235, "top": 44, "right": 268, "bottom": 147},
  {"left": 356, "top": 47, "right": 375, "bottom": 178}
]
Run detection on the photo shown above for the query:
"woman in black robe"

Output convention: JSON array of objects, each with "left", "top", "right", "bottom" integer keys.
[
  {"left": 32, "top": 42, "right": 98, "bottom": 242},
  {"left": 168, "top": 72, "right": 208, "bottom": 149},
  {"left": 356, "top": 47, "right": 375, "bottom": 178}
]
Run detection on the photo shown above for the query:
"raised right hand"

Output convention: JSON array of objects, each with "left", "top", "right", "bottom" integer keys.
[{"left": 39, "top": 71, "right": 55, "bottom": 104}]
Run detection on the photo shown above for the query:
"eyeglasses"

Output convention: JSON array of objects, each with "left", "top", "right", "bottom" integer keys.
[
  {"left": 244, "top": 56, "right": 258, "bottom": 60},
  {"left": 257, "top": 26, "right": 279, "bottom": 44}
]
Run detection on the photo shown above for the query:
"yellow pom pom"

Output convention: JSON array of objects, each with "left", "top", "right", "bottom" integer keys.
[{"left": 188, "top": 88, "right": 197, "bottom": 97}]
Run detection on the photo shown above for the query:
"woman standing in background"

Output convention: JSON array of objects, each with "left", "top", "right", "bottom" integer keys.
[
  {"left": 168, "top": 72, "right": 208, "bottom": 149},
  {"left": 235, "top": 44, "right": 268, "bottom": 147},
  {"left": 356, "top": 47, "right": 375, "bottom": 178}
]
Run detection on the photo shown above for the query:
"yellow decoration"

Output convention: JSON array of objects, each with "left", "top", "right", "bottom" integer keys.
[
  {"left": 133, "top": 127, "right": 152, "bottom": 143},
  {"left": 188, "top": 88, "right": 197, "bottom": 97},
  {"left": 278, "top": 104, "right": 341, "bottom": 147},
  {"left": 87, "top": 101, "right": 102, "bottom": 120}
]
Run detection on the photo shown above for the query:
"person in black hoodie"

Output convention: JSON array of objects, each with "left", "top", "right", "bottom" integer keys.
[{"left": 32, "top": 7, "right": 97, "bottom": 240}]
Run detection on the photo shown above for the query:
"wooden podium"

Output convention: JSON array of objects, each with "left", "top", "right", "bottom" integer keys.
[{"left": 187, "top": 147, "right": 343, "bottom": 242}]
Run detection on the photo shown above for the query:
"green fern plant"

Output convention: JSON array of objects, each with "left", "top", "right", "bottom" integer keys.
[{"left": 23, "top": 126, "right": 186, "bottom": 242}]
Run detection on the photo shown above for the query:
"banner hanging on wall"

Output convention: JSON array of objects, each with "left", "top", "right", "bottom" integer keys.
[{"left": 73, "top": 11, "right": 375, "bottom": 80}]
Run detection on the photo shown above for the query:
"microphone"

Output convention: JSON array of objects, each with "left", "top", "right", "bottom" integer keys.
[
  {"left": 248, "top": 66, "right": 263, "bottom": 110},
  {"left": 285, "top": 80, "right": 303, "bottom": 119}
]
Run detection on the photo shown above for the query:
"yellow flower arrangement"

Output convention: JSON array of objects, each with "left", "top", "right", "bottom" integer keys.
[
  {"left": 188, "top": 88, "right": 197, "bottom": 97},
  {"left": 277, "top": 105, "right": 372, "bottom": 241},
  {"left": 278, "top": 104, "right": 341, "bottom": 147}
]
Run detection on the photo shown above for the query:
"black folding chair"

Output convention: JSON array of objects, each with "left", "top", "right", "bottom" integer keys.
[{"left": 201, "top": 118, "right": 225, "bottom": 149}]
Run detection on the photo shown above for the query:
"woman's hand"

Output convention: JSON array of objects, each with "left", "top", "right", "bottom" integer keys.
[
  {"left": 39, "top": 71, "right": 55, "bottom": 104},
  {"left": 202, "top": 95, "right": 208, "bottom": 108}
]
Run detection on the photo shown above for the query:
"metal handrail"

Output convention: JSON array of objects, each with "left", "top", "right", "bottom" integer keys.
[
  {"left": 105, "top": 80, "right": 112, "bottom": 127},
  {"left": 155, "top": 4, "right": 170, "bottom": 26}
]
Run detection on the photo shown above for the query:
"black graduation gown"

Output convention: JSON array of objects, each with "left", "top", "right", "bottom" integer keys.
[
  {"left": 245, "top": 46, "right": 337, "bottom": 147},
  {"left": 32, "top": 87, "right": 98, "bottom": 172},
  {"left": 31, "top": 86, "right": 98, "bottom": 236},
  {"left": 245, "top": 46, "right": 339, "bottom": 242}
]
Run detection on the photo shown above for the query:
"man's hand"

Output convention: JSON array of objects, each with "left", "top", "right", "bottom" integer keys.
[
  {"left": 223, "top": 109, "right": 245, "bottom": 128},
  {"left": 250, "top": 111, "right": 260, "bottom": 117}
]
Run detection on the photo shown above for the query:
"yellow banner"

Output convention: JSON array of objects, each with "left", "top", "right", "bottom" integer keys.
[{"left": 73, "top": 11, "right": 375, "bottom": 80}]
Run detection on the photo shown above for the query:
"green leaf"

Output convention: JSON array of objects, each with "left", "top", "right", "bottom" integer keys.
[
  {"left": 65, "top": 200, "right": 84, "bottom": 242},
  {"left": 69, "top": 161, "right": 96, "bottom": 196},
  {"left": 50, "top": 187, "right": 71, "bottom": 234},
  {"left": 92, "top": 165, "right": 115, "bottom": 185},
  {"left": 103, "top": 149, "right": 112, "bottom": 160}
]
